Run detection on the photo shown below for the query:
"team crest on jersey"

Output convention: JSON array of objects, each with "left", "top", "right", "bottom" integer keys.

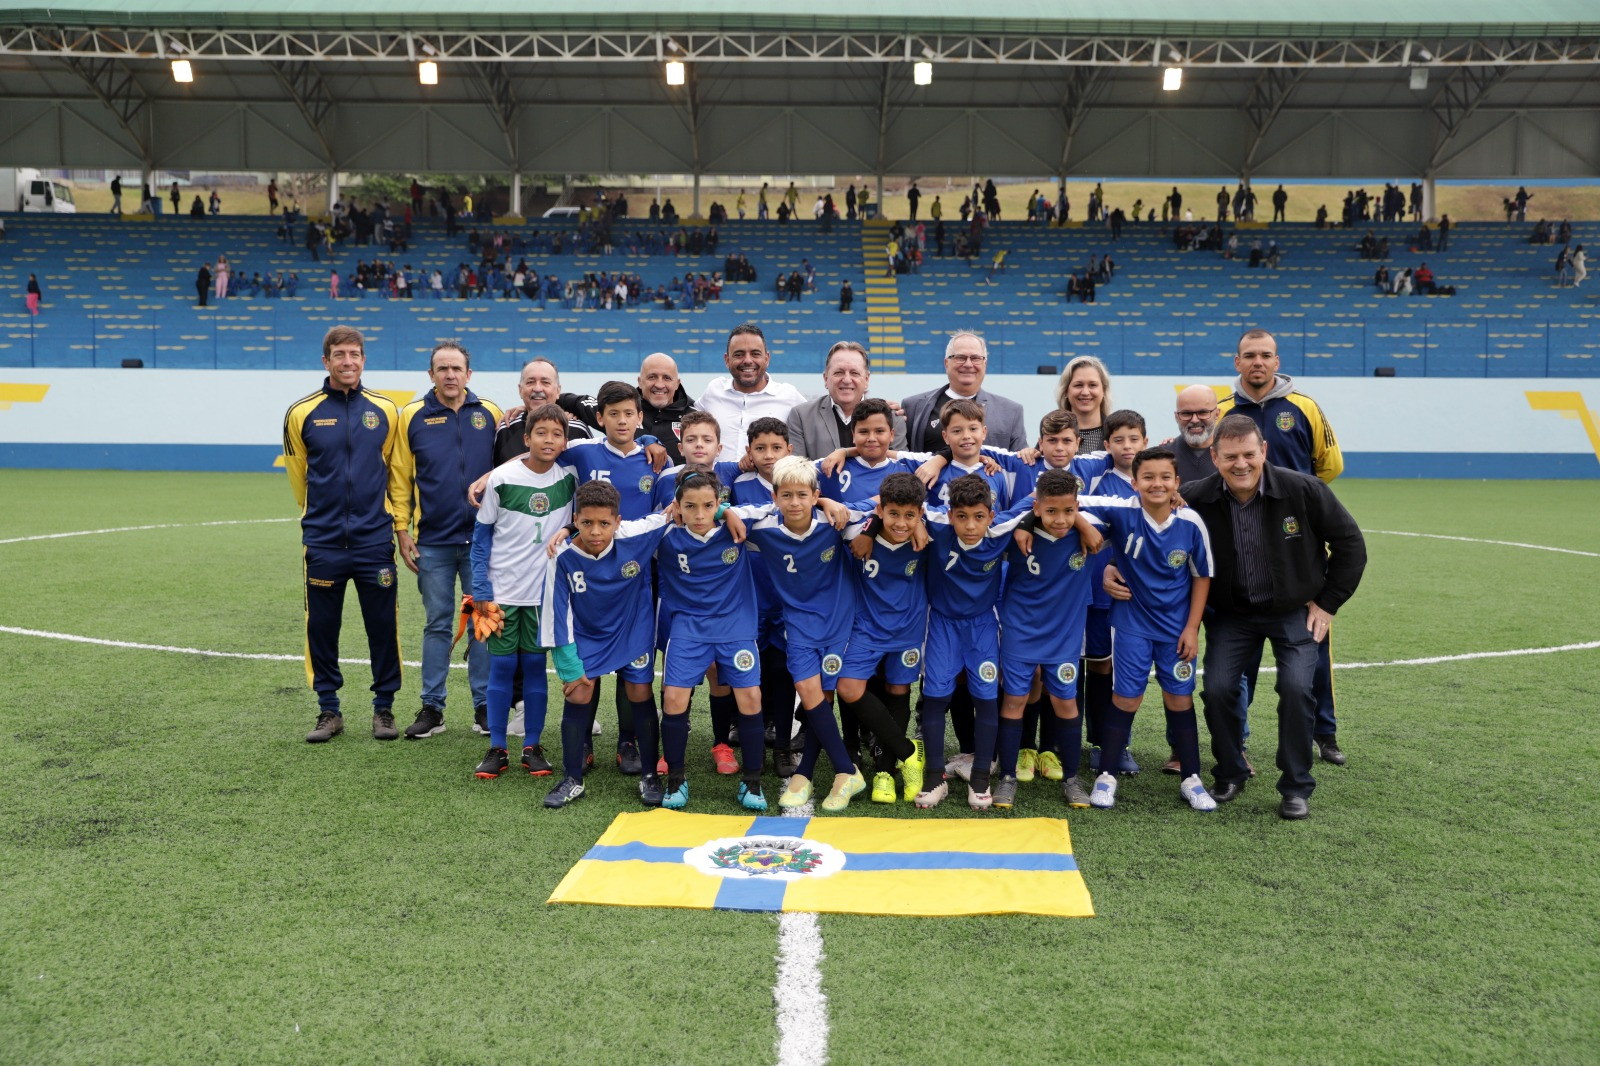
[
  {"left": 977, "top": 661, "right": 998, "bottom": 683},
  {"left": 733, "top": 649, "right": 757, "bottom": 672},
  {"left": 471, "top": 411, "right": 487, "bottom": 431},
  {"left": 1283, "top": 516, "right": 1300, "bottom": 535},
  {"left": 638, "top": 475, "right": 654, "bottom": 493},
  {"left": 1276, "top": 411, "right": 1296, "bottom": 431},
  {"left": 631, "top": 653, "right": 651, "bottom": 669},
  {"left": 1173, "top": 661, "right": 1194, "bottom": 683},
  {"left": 721, "top": 547, "right": 739, "bottom": 564},
  {"left": 378, "top": 567, "right": 394, "bottom": 587},
  {"left": 532, "top": 494, "right": 550, "bottom": 514},
  {"left": 1056, "top": 662, "right": 1078, "bottom": 685},
  {"left": 904, "top": 560, "right": 919, "bottom": 576},
  {"left": 1069, "top": 552, "right": 1086, "bottom": 571},
  {"left": 361, "top": 411, "right": 379, "bottom": 430},
  {"left": 1167, "top": 550, "right": 1188, "bottom": 568},
  {"left": 821, "top": 654, "right": 843, "bottom": 676},
  {"left": 983, "top": 559, "right": 998, "bottom": 572},
  {"left": 621, "top": 561, "right": 641, "bottom": 578},
  {"left": 901, "top": 648, "right": 921, "bottom": 668},
  {"left": 685, "top": 836, "right": 844, "bottom": 882},
  {"left": 820, "top": 547, "right": 836, "bottom": 563}
]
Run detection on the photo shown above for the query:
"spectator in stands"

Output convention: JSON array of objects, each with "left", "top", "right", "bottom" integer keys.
[
  {"left": 901, "top": 330, "right": 1027, "bottom": 451},
  {"left": 1314, "top": 204, "right": 1328, "bottom": 228},
  {"left": 213, "top": 255, "right": 229, "bottom": 301},
  {"left": 1414, "top": 262, "right": 1437, "bottom": 295},
  {"left": 697, "top": 323, "right": 806, "bottom": 462},
  {"left": 907, "top": 181, "right": 922, "bottom": 221},
  {"left": 169, "top": 181, "right": 181, "bottom": 216},
  {"left": 1272, "top": 185, "right": 1288, "bottom": 223},
  {"left": 25, "top": 273, "right": 42, "bottom": 315},
  {"left": 786, "top": 340, "right": 908, "bottom": 458},
  {"left": 1056, "top": 355, "right": 1113, "bottom": 451},
  {"left": 1372, "top": 265, "right": 1390, "bottom": 291},
  {"left": 194, "top": 263, "right": 211, "bottom": 308},
  {"left": 209, "top": 189, "right": 221, "bottom": 215},
  {"left": 839, "top": 279, "right": 853, "bottom": 312},
  {"left": 1573, "top": 245, "right": 1588, "bottom": 288},
  {"left": 329, "top": 269, "right": 340, "bottom": 299}
]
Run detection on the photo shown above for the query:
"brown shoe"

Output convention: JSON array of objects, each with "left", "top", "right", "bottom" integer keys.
[
  {"left": 1160, "top": 752, "right": 1182, "bottom": 775},
  {"left": 306, "top": 712, "right": 344, "bottom": 743},
  {"left": 372, "top": 711, "right": 399, "bottom": 741}
]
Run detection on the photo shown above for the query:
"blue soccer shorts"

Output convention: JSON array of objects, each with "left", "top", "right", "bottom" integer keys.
[
  {"left": 923, "top": 612, "right": 1001, "bottom": 700},
  {"left": 612, "top": 650, "right": 655, "bottom": 686},
  {"left": 1002, "top": 655, "right": 1081, "bottom": 701},
  {"left": 1085, "top": 606, "right": 1112, "bottom": 660},
  {"left": 785, "top": 641, "right": 848, "bottom": 693},
  {"left": 664, "top": 638, "right": 761, "bottom": 690},
  {"left": 840, "top": 640, "right": 924, "bottom": 687},
  {"left": 1110, "top": 628, "right": 1197, "bottom": 698}
]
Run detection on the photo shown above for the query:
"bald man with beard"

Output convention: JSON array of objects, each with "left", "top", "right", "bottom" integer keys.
[{"left": 1161, "top": 385, "right": 1222, "bottom": 486}]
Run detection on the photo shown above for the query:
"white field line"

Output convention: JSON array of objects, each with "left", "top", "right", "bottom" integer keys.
[
  {"left": 775, "top": 799, "right": 827, "bottom": 1066},
  {"left": 1366, "top": 528, "right": 1600, "bottom": 558},
  {"left": 0, "top": 518, "right": 295, "bottom": 546}
]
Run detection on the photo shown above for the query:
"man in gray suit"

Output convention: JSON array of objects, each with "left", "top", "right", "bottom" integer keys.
[
  {"left": 900, "top": 331, "right": 1028, "bottom": 451},
  {"left": 786, "top": 340, "right": 909, "bottom": 458}
]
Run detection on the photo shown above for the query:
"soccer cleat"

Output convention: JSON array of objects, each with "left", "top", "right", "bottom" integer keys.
[
  {"left": 1179, "top": 774, "right": 1218, "bottom": 812},
  {"left": 778, "top": 776, "right": 813, "bottom": 809},
  {"left": 738, "top": 781, "right": 768, "bottom": 811},
  {"left": 968, "top": 785, "right": 994, "bottom": 811},
  {"left": 945, "top": 752, "right": 975, "bottom": 783},
  {"left": 656, "top": 756, "right": 668, "bottom": 775},
  {"left": 900, "top": 740, "right": 926, "bottom": 802},
  {"left": 616, "top": 740, "right": 643, "bottom": 776},
  {"left": 1114, "top": 747, "right": 1141, "bottom": 776},
  {"left": 475, "top": 747, "right": 509, "bottom": 779},
  {"left": 583, "top": 743, "right": 595, "bottom": 770},
  {"left": 404, "top": 706, "right": 445, "bottom": 740},
  {"left": 1016, "top": 749, "right": 1037, "bottom": 783},
  {"left": 507, "top": 702, "right": 525, "bottom": 737},
  {"left": 544, "top": 776, "right": 586, "bottom": 809},
  {"left": 1036, "top": 749, "right": 1065, "bottom": 782},
  {"left": 710, "top": 743, "right": 739, "bottom": 775},
  {"left": 774, "top": 746, "right": 800, "bottom": 778},
  {"left": 870, "top": 772, "right": 897, "bottom": 804},
  {"left": 914, "top": 780, "right": 949, "bottom": 810},
  {"left": 472, "top": 705, "right": 489, "bottom": 736},
  {"left": 662, "top": 779, "right": 690, "bottom": 810},
  {"left": 521, "top": 745, "right": 553, "bottom": 776},
  {"left": 638, "top": 774, "right": 665, "bottom": 806},
  {"left": 306, "top": 712, "right": 343, "bottom": 743},
  {"left": 1089, "top": 771, "right": 1118, "bottom": 809},
  {"left": 764, "top": 723, "right": 778, "bottom": 748},
  {"left": 1161, "top": 751, "right": 1183, "bottom": 774},
  {"left": 371, "top": 711, "right": 399, "bottom": 741},
  {"left": 1316, "top": 736, "right": 1347, "bottom": 766},
  {"left": 1063, "top": 777, "right": 1092, "bottom": 809},
  {"left": 992, "top": 776, "right": 1019, "bottom": 810},
  {"left": 821, "top": 772, "right": 867, "bottom": 812}
]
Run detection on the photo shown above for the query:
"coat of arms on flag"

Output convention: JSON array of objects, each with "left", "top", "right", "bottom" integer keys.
[{"left": 547, "top": 810, "right": 1094, "bottom": 918}]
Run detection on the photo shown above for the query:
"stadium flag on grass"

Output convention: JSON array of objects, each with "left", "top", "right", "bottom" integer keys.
[{"left": 548, "top": 810, "right": 1094, "bottom": 918}]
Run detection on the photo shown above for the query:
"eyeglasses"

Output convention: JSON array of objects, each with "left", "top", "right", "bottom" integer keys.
[
  {"left": 946, "top": 355, "right": 987, "bottom": 365},
  {"left": 1176, "top": 409, "right": 1217, "bottom": 420}
]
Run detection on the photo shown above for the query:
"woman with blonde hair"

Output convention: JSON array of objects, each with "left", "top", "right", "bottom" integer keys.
[{"left": 1055, "top": 356, "right": 1113, "bottom": 451}]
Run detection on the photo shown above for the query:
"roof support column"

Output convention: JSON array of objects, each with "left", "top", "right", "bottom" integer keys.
[{"left": 326, "top": 171, "right": 339, "bottom": 216}]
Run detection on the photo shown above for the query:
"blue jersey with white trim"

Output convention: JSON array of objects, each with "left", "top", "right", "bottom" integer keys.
[
  {"left": 904, "top": 449, "right": 1036, "bottom": 512},
  {"left": 816, "top": 455, "right": 921, "bottom": 503},
  {"left": 737, "top": 508, "right": 859, "bottom": 647},
  {"left": 1000, "top": 519, "right": 1101, "bottom": 663},
  {"left": 656, "top": 522, "right": 759, "bottom": 642},
  {"left": 539, "top": 514, "right": 669, "bottom": 673},
  {"left": 1082, "top": 464, "right": 1137, "bottom": 609},
  {"left": 650, "top": 461, "right": 741, "bottom": 512},
  {"left": 843, "top": 519, "right": 929, "bottom": 648},
  {"left": 1080, "top": 497, "right": 1214, "bottom": 642},
  {"left": 923, "top": 505, "right": 1030, "bottom": 620},
  {"left": 561, "top": 438, "right": 659, "bottom": 520},
  {"left": 729, "top": 471, "right": 782, "bottom": 617}
]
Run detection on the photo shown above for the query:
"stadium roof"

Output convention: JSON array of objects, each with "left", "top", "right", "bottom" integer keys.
[{"left": 1, "top": 1, "right": 1596, "bottom": 181}]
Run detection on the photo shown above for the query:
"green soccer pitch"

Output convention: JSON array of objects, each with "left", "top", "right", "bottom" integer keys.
[{"left": 1, "top": 470, "right": 1596, "bottom": 1066}]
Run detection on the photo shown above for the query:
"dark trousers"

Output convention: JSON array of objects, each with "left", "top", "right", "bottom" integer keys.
[
  {"left": 1200, "top": 608, "right": 1320, "bottom": 798},
  {"left": 304, "top": 543, "right": 402, "bottom": 715},
  {"left": 196, "top": 283, "right": 207, "bottom": 307}
]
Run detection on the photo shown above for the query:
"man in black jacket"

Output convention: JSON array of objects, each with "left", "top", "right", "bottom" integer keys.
[
  {"left": 559, "top": 352, "right": 694, "bottom": 465},
  {"left": 1114, "top": 414, "right": 1366, "bottom": 818}
]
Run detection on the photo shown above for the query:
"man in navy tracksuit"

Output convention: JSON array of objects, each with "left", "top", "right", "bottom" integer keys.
[
  {"left": 282, "top": 325, "right": 408, "bottom": 743},
  {"left": 393, "top": 341, "right": 503, "bottom": 739}
]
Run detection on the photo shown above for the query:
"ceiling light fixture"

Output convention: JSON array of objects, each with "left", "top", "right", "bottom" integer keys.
[
  {"left": 666, "top": 60, "right": 686, "bottom": 86},
  {"left": 913, "top": 61, "right": 933, "bottom": 86},
  {"left": 1163, "top": 66, "right": 1182, "bottom": 91},
  {"left": 419, "top": 60, "right": 438, "bottom": 86},
  {"left": 171, "top": 59, "right": 193, "bottom": 83}
]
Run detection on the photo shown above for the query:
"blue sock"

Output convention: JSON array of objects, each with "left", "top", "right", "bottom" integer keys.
[
  {"left": 519, "top": 652, "right": 548, "bottom": 744},
  {"left": 736, "top": 712, "right": 766, "bottom": 783},
  {"left": 1057, "top": 711, "right": 1084, "bottom": 778},
  {"left": 632, "top": 691, "right": 660, "bottom": 772},
  {"left": 997, "top": 717, "right": 1024, "bottom": 779},
  {"left": 1166, "top": 708, "right": 1202, "bottom": 779},
  {"left": 1098, "top": 708, "right": 1137, "bottom": 770},
  {"left": 487, "top": 654, "right": 516, "bottom": 749},
  {"left": 560, "top": 701, "right": 589, "bottom": 780},
  {"left": 970, "top": 697, "right": 1000, "bottom": 792},
  {"left": 804, "top": 699, "right": 855, "bottom": 776},
  {"left": 661, "top": 713, "right": 690, "bottom": 776},
  {"left": 614, "top": 684, "right": 635, "bottom": 746},
  {"left": 1034, "top": 698, "right": 1058, "bottom": 754},
  {"left": 920, "top": 696, "right": 951, "bottom": 790},
  {"left": 709, "top": 691, "right": 736, "bottom": 746}
]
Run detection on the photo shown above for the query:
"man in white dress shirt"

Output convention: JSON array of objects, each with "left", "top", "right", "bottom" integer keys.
[{"left": 695, "top": 323, "right": 806, "bottom": 462}]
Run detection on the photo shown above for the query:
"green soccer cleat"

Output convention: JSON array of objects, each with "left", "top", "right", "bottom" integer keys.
[
  {"left": 1016, "top": 748, "right": 1037, "bottom": 782},
  {"left": 870, "top": 771, "right": 897, "bottom": 804},
  {"left": 1036, "top": 749, "right": 1065, "bottom": 782},
  {"left": 899, "top": 739, "right": 926, "bottom": 803},
  {"left": 820, "top": 771, "right": 866, "bottom": 812},
  {"left": 778, "top": 776, "right": 813, "bottom": 809}
]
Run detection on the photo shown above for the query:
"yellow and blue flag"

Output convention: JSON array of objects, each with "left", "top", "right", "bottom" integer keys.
[{"left": 547, "top": 810, "right": 1094, "bottom": 918}]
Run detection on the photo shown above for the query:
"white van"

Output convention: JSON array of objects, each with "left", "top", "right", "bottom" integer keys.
[
  {"left": 542, "top": 205, "right": 582, "bottom": 219},
  {"left": 0, "top": 168, "right": 78, "bottom": 212}
]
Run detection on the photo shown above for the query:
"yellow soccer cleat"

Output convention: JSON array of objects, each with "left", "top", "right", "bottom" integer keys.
[
  {"left": 821, "top": 771, "right": 866, "bottom": 812},
  {"left": 1036, "top": 749, "right": 1065, "bottom": 782},
  {"left": 899, "top": 739, "right": 926, "bottom": 802},
  {"left": 778, "top": 775, "right": 813, "bottom": 809},
  {"left": 870, "top": 771, "right": 897, "bottom": 804},
  {"left": 1016, "top": 748, "right": 1038, "bottom": 783}
]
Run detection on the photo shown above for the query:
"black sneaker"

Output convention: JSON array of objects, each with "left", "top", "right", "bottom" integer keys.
[
  {"left": 616, "top": 739, "right": 643, "bottom": 775},
  {"left": 522, "top": 745, "right": 553, "bottom": 776},
  {"left": 372, "top": 711, "right": 399, "bottom": 741},
  {"left": 638, "top": 773, "right": 664, "bottom": 807},
  {"left": 306, "top": 712, "right": 343, "bottom": 743},
  {"left": 544, "top": 776, "right": 586, "bottom": 808},
  {"left": 774, "top": 746, "right": 799, "bottom": 778},
  {"left": 472, "top": 706, "right": 489, "bottom": 736},
  {"left": 475, "top": 747, "right": 509, "bottom": 779},
  {"left": 405, "top": 705, "right": 445, "bottom": 740},
  {"left": 764, "top": 723, "right": 778, "bottom": 747}
]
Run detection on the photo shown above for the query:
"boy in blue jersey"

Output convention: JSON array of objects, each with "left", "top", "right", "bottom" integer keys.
[
  {"left": 836, "top": 472, "right": 931, "bottom": 804},
  {"left": 732, "top": 456, "right": 869, "bottom": 812},
  {"left": 558, "top": 381, "right": 659, "bottom": 773},
  {"left": 656, "top": 470, "right": 770, "bottom": 811},
  {"left": 650, "top": 410, "right": 742, "bottom": 512},
  {"left": 1079, "top": 447, "right": 1218, "bottom": 812},
  {"left": 905, "top": 398, "right": 1036, "bottom": 511},
  {"left": 908, "top": 474, "right": 1031, "bottom": 810},
  {"left": 469, "top": 404, "right": 579, "bottom": 782},
  {"left": 1004, "top": 469, "right": 1105, "bottom": 809},
  {"left": 815, "top": 398, "right": 921, "bottom": 503}
]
